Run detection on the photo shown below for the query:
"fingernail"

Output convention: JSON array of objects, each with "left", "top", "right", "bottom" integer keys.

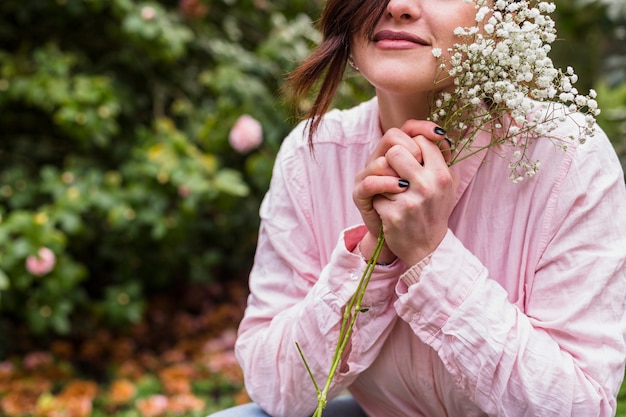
[
  {"left": 398, "top": 179, "right": 410, "bottom": 188},
  {"left": 434, "top": 126, "right": 447, "bottom": 136},
  {"left": 445, "top": 137, "right": 453, "bottom": 147}
]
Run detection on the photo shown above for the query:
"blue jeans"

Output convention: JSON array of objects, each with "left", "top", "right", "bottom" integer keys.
[{"left": 208, "top": 395, "right": 367, "bottom": 417}]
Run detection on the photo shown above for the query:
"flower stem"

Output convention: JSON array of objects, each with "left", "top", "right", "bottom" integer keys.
[{"left": 300, "top": 226, "right": 386, "bottom": 417}]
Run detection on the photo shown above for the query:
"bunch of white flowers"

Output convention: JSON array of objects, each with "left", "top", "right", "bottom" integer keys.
[{"left": 430, "top": 0, "right": 601, "bottom": 182}]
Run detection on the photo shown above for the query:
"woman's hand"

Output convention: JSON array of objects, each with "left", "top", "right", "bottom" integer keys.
[
  {"left": 353, "top": 120, "right": 453, "bottom": 264},
  {"left": 375, "top": 135, "right": 458, "bottom": 266}
]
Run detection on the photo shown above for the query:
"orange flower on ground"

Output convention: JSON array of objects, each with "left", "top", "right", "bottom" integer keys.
[
  {"left": 1, "top": 390, "right": 38, "bottom": 417},
  {"left": 167, "top": 393, "right": 205, "bottom": 414},
  {"left": 107, "top": 379, "right": 137, "bottom": 406},
  {"left": 34, "top": 380, "right": 99, "bottom": 417},
  {"left": 1, "top": 376, "right": 52, "bottom": 416},
  {"left": 159, "top": 364, "right": 194, "bottom": 395},
  {"left": 58, "top": 380, "right": 98, "bottom": 400},
  {"left": 38, "top": 395, "right": 93, "bottom": 417},
  {"left": 136, "top": 394, "right": 169, "bottom": 417}
]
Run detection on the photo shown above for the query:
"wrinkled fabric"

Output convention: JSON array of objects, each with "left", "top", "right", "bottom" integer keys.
[{"left": 235, "top": 98, "right": 626, "bottom": 417}]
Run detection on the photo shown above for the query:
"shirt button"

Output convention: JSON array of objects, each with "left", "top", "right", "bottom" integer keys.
[{"left": 349, "top": 272, "right": 359, "bottom": 281}]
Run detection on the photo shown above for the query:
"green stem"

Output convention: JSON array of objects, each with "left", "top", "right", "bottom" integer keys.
[{"left": 301, "top": 227, "right": 386, "bottom": 417}]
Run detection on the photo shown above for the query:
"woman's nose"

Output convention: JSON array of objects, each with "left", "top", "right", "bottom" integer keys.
[{"left": 386, "top": 0, "right": 421, "bottom": 20}]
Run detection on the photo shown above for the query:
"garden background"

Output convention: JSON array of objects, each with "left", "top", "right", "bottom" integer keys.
[{"left": 0, "top": 0, "right": 625, "bottom": 415}]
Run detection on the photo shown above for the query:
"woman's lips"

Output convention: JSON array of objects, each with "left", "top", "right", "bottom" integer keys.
[{"left": 372, "top": 30, "right": 429, "bottom": 49}]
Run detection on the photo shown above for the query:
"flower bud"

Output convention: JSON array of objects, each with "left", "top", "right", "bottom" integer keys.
[
  {"left": 228, "top": 115, "right": 263, "bottom": 153},
  {"left": 141, "top": 6, "right": 156, "bottom": 21},
  {"left": 25, "top": 247, "right": 56, "bottom": 276}
]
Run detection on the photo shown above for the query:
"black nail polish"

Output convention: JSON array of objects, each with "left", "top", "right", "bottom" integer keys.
[
  {"left": 445, "top": 137, "right": 453, "bottom": 147},
  {"left": 398, "top": 179, "right": 410, "bottom": 188},
  {"left": 434, "top": 126, "right": 447, "bottom": 136}
]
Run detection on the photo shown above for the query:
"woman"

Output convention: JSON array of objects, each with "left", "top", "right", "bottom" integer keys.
[{"left": 211, "top": 0, "right": 626, "bottom": 415}]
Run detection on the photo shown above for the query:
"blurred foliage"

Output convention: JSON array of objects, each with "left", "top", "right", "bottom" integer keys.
[
  {"left": 0, "top": 0, "right": 326, "bottom": 345},
  {"left": 0, "top": 0, "right": 624, "bottom": 347},
  {"left": 551, "top": 0, "right": 626, "bottom": 167}
]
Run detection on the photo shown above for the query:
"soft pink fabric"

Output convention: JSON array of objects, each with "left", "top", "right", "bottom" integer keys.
[{"left": 235, "top": 98, "right": 626, "bottom": 417}]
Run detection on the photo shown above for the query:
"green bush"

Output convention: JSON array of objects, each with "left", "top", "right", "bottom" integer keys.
[
  {"left": 0, "top": 0, "right": 327, "bottom": 345},
  {"left": 551, "top": 0, "right": 626, "bottom": 168}
]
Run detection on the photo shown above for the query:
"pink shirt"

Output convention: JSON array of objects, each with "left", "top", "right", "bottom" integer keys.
[{"left": 235, "top": 98, "right": 626, "bottom": 417}]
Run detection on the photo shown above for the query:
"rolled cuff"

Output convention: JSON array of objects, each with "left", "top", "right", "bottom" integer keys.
[{"left": 394, "top": 229, "right": 486, "bottom": 346}]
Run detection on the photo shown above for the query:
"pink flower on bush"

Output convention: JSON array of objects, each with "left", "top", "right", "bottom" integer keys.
[
  {"left": 25, "top": 247, "right": 56, "bottom": 276},
  {"left": 228, "top": 115, "right": 263, "bottom": 153},
  {"left": 141, "top": 6, "right": 156, "bottom": 21}
]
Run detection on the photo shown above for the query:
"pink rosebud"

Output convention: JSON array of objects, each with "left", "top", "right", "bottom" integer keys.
[
  {"left": 228, "top": 115, "right": 263, "bottom": 153},
  {"left": 141, "top": 6, "right": 156, "bottom": 21},
  {"left": 25, "top": 247, "right": 56, "bottom": 276}
]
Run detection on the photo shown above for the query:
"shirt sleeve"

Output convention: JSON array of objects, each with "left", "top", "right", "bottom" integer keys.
[
  {"left": 234, "top": 134, "right": 405, "bottom": 417},
  {"left": 394, "top": 133, "right": 626, "bottom": 416}
]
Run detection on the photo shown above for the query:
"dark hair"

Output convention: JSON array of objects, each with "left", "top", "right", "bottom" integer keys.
[{"left": 286, "top": 0, "right": 390, "bottom": 146}]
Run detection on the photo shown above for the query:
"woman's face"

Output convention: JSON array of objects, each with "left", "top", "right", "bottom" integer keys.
[{"left": 351, "top": 0, "right": 478, "bottom": 98}]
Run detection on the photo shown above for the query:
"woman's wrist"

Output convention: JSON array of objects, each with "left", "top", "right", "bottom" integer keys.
[{"left": 359, "top": 232, "right": 397, "bottom": 265}]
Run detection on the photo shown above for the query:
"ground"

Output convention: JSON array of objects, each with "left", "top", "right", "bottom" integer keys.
[
  {"left": 0, "top": 280, "right": 250, "bottom": 416},
  {"left": 3, "top": 279, "right": 626, "bottom": 416}
]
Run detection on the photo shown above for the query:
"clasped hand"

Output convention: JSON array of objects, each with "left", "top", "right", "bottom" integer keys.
[{"left": 353, "top": 120, "right": 458, "bottom": 267}]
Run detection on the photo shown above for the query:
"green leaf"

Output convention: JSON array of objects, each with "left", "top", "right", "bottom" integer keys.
[{"left": 214, "top": 169, "right": 250, "bottom": 197}]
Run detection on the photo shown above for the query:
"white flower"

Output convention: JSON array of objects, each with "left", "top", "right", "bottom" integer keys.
[
  {"left": 575, "top": 95, "right": 588, "bottom": 107},
  {"left": 454, "top": 27, "right": 467, "bottom": 36},
  {"left": 432, "top": 48, "right": 442, "bottom": 58},
  {"left": 428, "top": 0, "right": 598, "bottom": 181},
  {"left": 476, "top": 6, "right": 491, "bottom": 22}
]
